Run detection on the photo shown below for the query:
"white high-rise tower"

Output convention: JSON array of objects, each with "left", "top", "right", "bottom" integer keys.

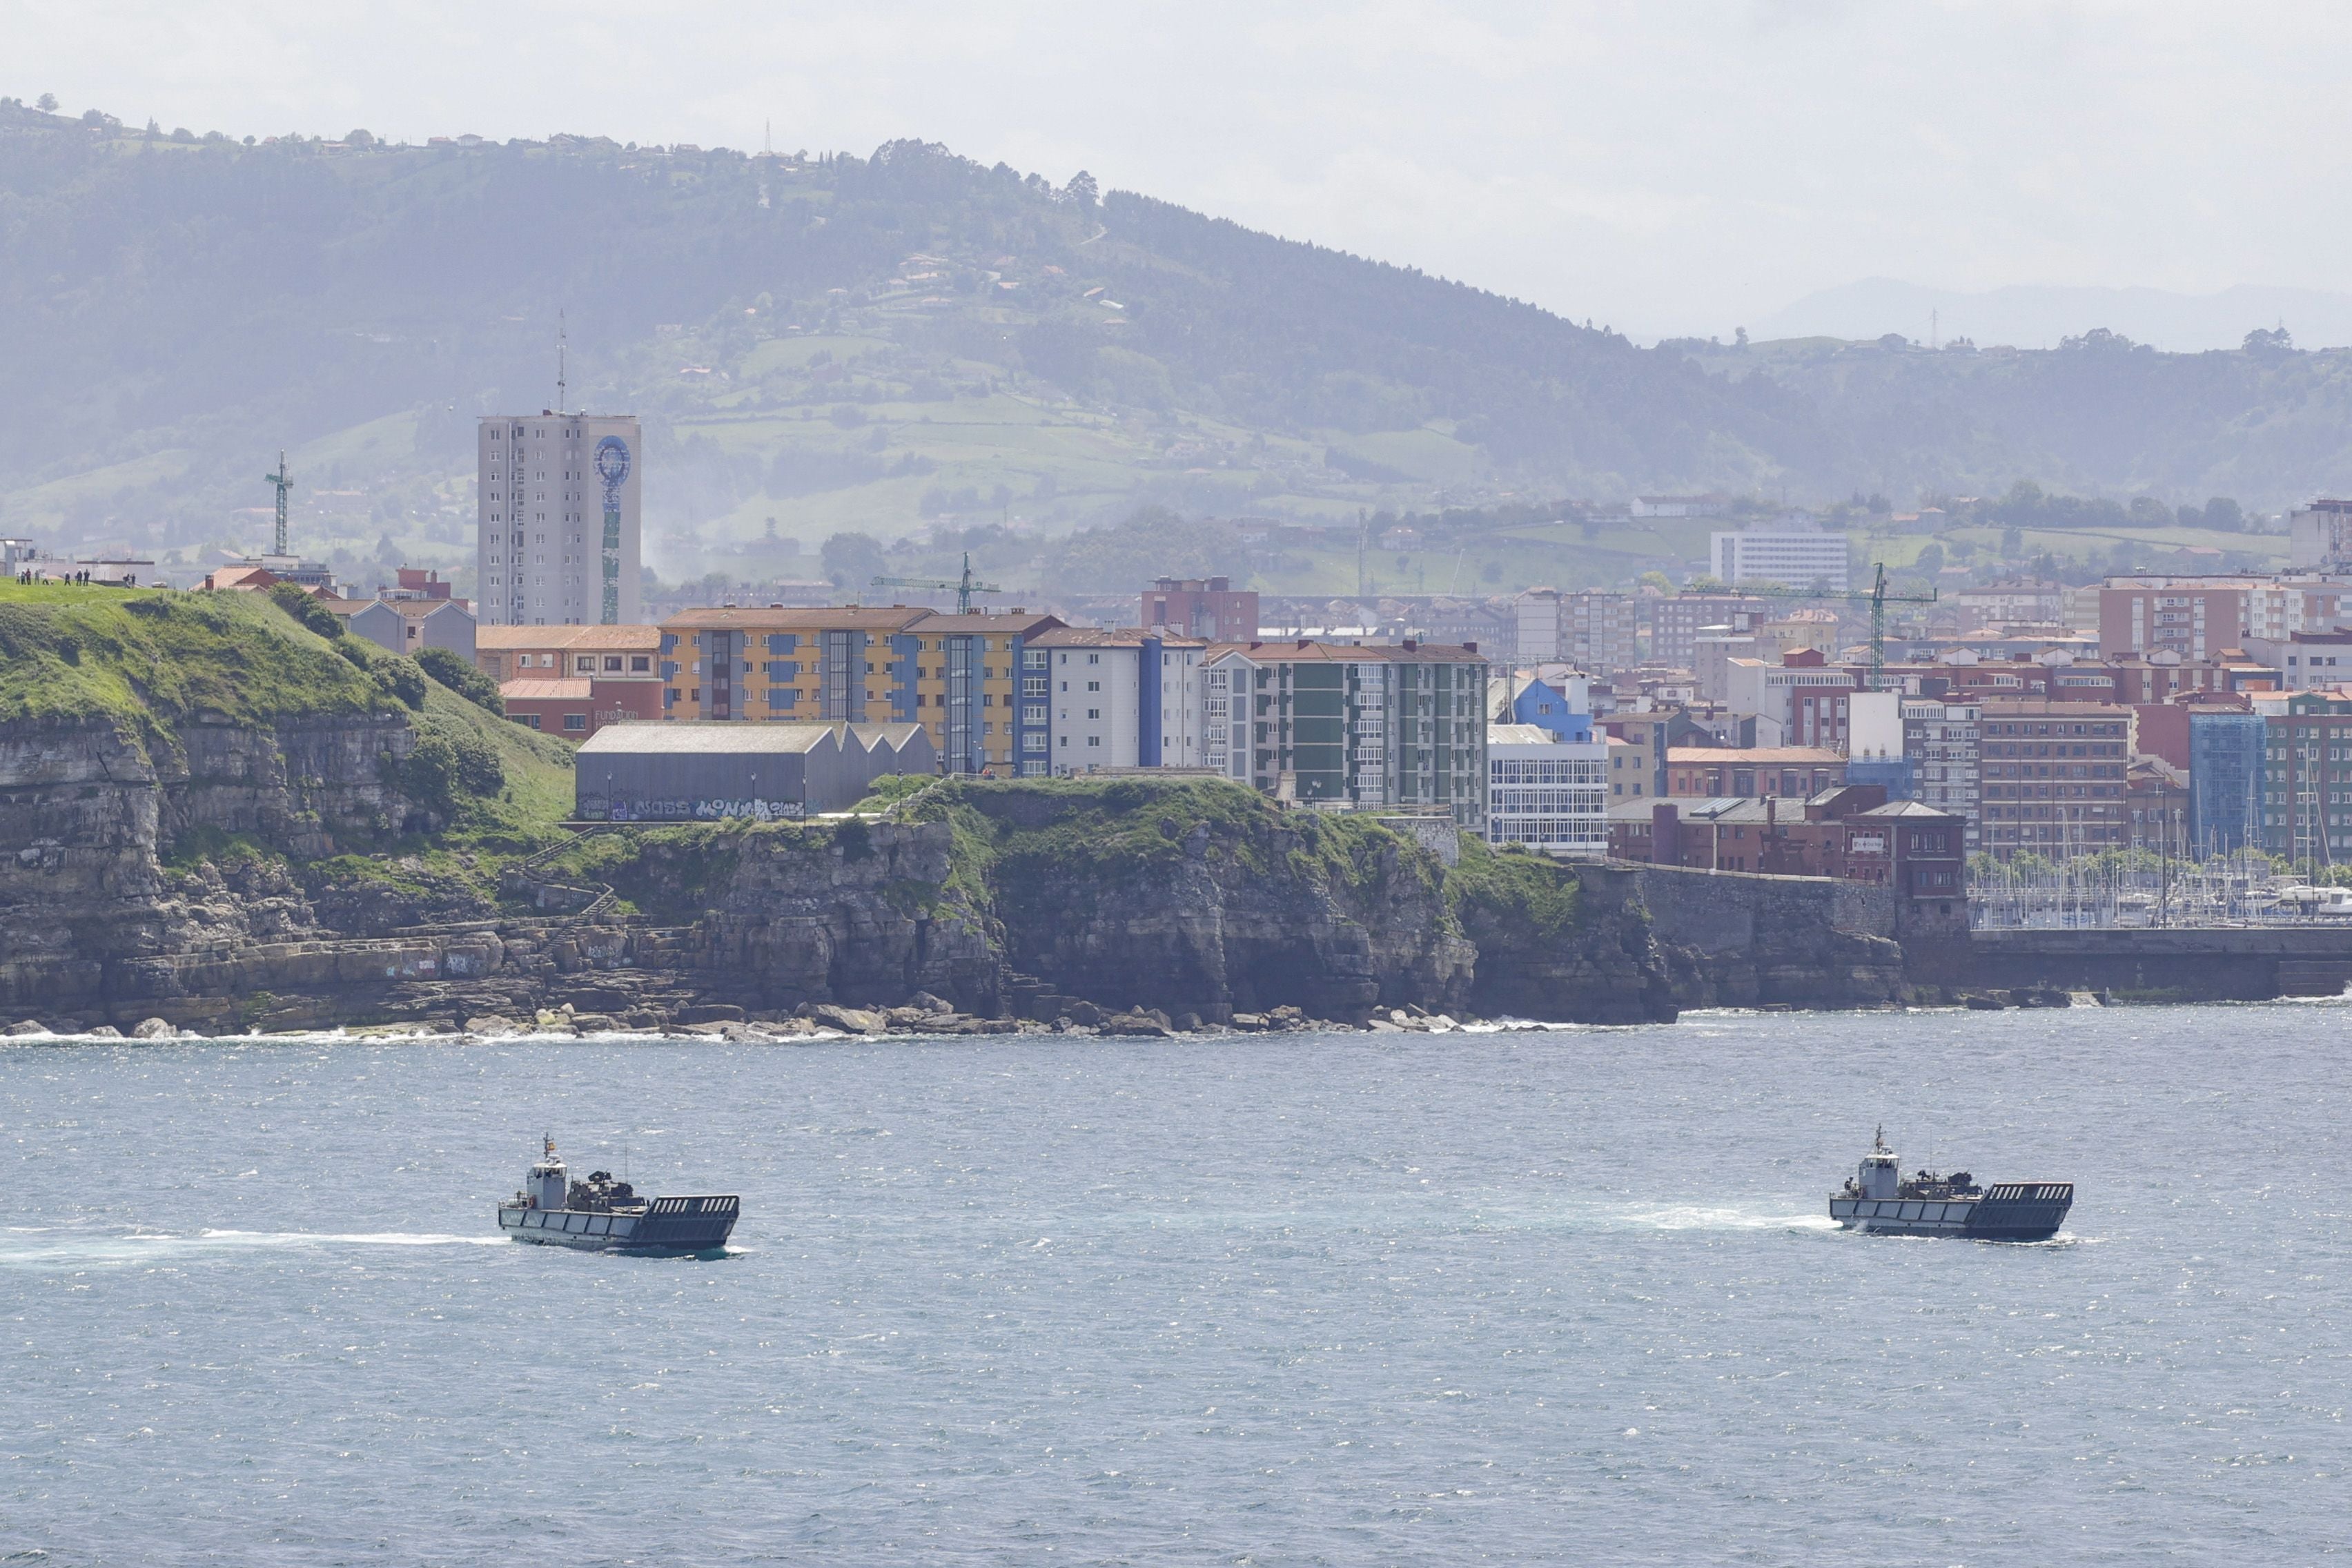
[{"left": 476, "top": 411, "right": 642, "bottom": 627}]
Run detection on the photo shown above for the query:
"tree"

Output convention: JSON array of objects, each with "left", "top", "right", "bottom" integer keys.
[
  {"left": 1064, "top": 170, "right": 1099, "bottom": 210},
  {"left": 345, "top": 128, "right": 375, "bottom": 148},
  {"left": 36, "top": 92, "right": 55, "bottom": 112},
  {"left": 415, "top": 646, "right": 502, "bottom": 713},
  {"left": 821, "top": 531, "right": 888, "bottom": 588},
  {"left": 2202, "top": 496, "right": 2244, "bottom": 533},
  {"left": 1048, "top": 504, "right": 1242, "bottom": 592}
]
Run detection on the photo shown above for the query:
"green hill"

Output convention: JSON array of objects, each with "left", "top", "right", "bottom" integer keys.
[{"left": 6, "top": 101, "right": 2352, "bottom": 599}]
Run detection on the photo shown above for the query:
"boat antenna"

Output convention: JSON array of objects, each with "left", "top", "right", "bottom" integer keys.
[{"left": 543, "top": 1130, "right": 556, "bottom": 1160}]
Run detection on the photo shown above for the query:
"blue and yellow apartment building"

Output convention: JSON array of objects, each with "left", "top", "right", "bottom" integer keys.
[{"left": 657, "top": 605, "right": 1066, "bottom": 776}]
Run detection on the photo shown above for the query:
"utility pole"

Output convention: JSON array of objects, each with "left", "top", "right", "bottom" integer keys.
[{"left": 263, "top": 451, "right": 292, "bottom": 557}]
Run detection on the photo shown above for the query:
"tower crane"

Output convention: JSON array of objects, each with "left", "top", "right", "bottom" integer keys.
[
  {"left": 1727, "top": 562, "right": 1937, "bottom": 684},
  {"left": 262, "top": 451, "right": 293, "bottom": 556},
  {"left": 870, "top": 553, "right": 1004, "bottom": 614}
]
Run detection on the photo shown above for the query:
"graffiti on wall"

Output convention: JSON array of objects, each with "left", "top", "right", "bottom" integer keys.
[{"left": 605, "top": 798, "right": 806, "bottom": 823}]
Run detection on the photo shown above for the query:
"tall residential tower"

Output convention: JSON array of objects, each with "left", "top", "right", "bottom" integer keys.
[{"left": 477, "top": 413, "right": 641, "bottom": 627}]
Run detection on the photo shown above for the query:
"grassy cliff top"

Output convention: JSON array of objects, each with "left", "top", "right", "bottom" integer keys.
[{"left": 0, "top": 582, "right": 391, "bottom": 731}]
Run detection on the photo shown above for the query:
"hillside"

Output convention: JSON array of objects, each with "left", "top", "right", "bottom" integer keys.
[{"left": 6, "top": 101, "right": 2352, "bottom": 600}]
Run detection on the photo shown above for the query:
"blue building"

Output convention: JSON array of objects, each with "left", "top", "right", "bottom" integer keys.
[
  {"left": 2188, "top": 709, "right": 2264, "bottom": 854},
  {"left": 1508, "top": 674, "right": 1594, "bottom": 743}
]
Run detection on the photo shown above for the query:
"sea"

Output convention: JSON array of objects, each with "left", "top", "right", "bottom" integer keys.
[{"left": 2, "top": 1001, "right": 2346, "bottom": 1565}]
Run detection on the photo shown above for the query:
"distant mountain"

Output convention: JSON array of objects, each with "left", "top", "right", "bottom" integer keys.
[
  {"left": 1754, "top": 278, "right": 2352, "bottom": 355},
  {"left": 9, "top": 100, "right": 2352, "bottom": 592}
]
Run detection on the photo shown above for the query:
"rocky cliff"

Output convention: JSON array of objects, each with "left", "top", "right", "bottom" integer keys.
[{"left": 0, "top": 587, "right": 1918, "bottom": 1032}]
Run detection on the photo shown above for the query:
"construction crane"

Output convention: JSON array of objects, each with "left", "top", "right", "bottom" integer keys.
[
  {"left": 1727, "top": 562, "right": 1936, "bottom": 684},
  {"left": 262, "top": 451, "right": 293, "bottom": 556},
  {"left": 869, "top": 552, "right": 1004, "bottom": 614}
]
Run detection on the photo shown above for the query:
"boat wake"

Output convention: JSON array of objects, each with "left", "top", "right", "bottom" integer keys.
[
  {"left": 0, "top": 1228, "right": 503, "bottom": 1266},
  {"left": 1613, "top": 1204, "right": 1841, "bottom": 1233}
]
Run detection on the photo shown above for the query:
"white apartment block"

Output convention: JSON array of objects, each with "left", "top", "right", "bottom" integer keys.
[
  {"left": 1487, "top": 724, "right": 1608, "bottom": 857},
  {"left": 1710, "top": 526, "right": 1851, "bottom": 592},
  {"left": 478, "top": 413, "right": 642, "bottom": 627},
  {"left": 1029, "top": 628, "right": 1206, "bottom": 773},
  {"left": 1514, "top": 589, "right": 1639, "bottom": 674},
  {"left": 1904, "top": 698, "right": 1983, "bottom": 850}
]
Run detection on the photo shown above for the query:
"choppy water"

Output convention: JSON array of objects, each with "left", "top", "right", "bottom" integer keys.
[{"left": 3, "top": 1003, "right": 2348, "bottom": 1565}]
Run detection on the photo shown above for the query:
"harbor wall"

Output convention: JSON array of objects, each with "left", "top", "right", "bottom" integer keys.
[{"left": 1957, "top": 928, "right": 2352, "bottom": 1001}]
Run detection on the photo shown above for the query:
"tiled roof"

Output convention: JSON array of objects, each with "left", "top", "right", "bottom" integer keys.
[
  {"left": 478, "top": 624, "right": 663, "bottom": 649},
  {"left": 499, "top": 678, "right": 594, "bottom": 700},
  {"left": 1666, "top": 747, "right": 1843, "bottom": 765},
  {"left": 1203, "top": 639, "right": 1489, "bottom": 663},
  {"left": 659, "top": 606, "right": 931, "bottom": 632}
]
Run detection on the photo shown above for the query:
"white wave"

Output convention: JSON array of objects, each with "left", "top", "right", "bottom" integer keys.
[
  {"left": 0, "top": 1228, "right": 504, "bottom": 1266},
  {"left": 1613, "top": 1204, "right": 1841, "bottom": 1232}
]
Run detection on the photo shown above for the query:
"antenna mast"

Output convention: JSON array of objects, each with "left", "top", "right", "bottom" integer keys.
[
  {"left": 556, "top": 311, "right": 568, "bottom": 415},
  {"left": 264, "top": 451, "right": 292, "bottom": 557}
]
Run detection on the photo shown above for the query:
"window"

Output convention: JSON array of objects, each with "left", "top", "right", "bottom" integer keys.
[{"left": 562, "top": 714, "right": 587, "bottom": 732}]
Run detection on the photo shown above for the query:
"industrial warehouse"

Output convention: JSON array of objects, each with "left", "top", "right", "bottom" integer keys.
[{"left": 573, "top": 722, "right": 937, "bottom": 822}]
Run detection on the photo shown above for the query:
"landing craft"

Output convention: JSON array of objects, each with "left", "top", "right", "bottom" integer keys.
[
  {"left": 498, "top": 1135, "right": 739, "bottom": 1253},
  {"left": 1830, "top": 1128, "right": 2071, "bottom": 1240}
]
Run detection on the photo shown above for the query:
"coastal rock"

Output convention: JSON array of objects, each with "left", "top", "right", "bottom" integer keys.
[
  {"left": 810, "top": 1003, "right": 888, "bottom": 1035},
  {"left": 4, "top": 1020, "right": 45, "bottom": 1035},
  {"left": 130, "top": 1017, "right": 175, "bottom": 1039}
]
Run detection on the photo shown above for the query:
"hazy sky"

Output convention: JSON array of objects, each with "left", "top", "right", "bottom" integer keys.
[{"left": 14, "top": 1, "right": 2351, "bottom": 341}]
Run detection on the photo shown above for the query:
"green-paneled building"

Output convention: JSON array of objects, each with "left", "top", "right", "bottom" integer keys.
[{"left": 1202, "top": 639, "right": 1490, "bottom": 829}]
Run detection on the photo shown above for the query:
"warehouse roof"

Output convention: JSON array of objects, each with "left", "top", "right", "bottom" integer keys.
[{"left": 577, "top": 722, "right": 839, "bottom": 756}]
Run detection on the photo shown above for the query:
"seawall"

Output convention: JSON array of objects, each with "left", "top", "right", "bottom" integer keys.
[{"left": 1959, "top": 928, "right": 2352, "bottom": 1001}]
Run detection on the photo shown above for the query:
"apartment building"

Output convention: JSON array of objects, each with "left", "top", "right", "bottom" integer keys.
[
  {"left": 2097, "top": 582, "right": 2248, "bottom": 660},
  {"left": 1027, "top": 627, "right": 1208, "bottom": 774},
  {"left": 1723, "top": 654, "right": 1855, "bottom": 745},
  {"left": 1977, "top": 700, "right": 2135, "bottom": 857},
  {"left": 476, "top": 624, "right": 662, "bottom": 684},
  {"left": 1665, "top": 746, "right": 1845, "bottom": 798},
  {"left": 658, "top": 606, "right": 1062, "bottom": 775},
  {"left": 1647, "top": 594, "right": 1771, "bottom": 667},
  {"left": 1904, "top": 697, "right": 1983, "bottom": 848},
  {"left": 477, "top": 413, "right": 642, "bottom": 627},
  {"left": 1565, "top": 591, "right": 1640, "bottom": 676},
  {"left": 1709, "top": 525, "right": 1851, "bottom": 591},
  {"left": 1140, "top": 576, "right": 1257, "bottom": 642},
  {"left": 1486, "top": 723, "right": 1607, "bottom": 858},
  {"left": 2289, "top": 499, "right": 2352, "bottom": 569},
  {"left": 1203, "top": 639, "right": 1490, "bottom": 828},
  {"left": 2261, "top": 692, "right": 2352, "bottom": 861}
]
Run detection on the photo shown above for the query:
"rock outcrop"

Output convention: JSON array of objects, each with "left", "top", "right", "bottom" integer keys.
[{"left": 0, "top": 734, "right": 1915, "bottom": 1031}]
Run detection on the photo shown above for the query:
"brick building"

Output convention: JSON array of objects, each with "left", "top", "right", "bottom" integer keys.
[{"left": 1977, "top": 700, "right": 2136, "bottom": 858}]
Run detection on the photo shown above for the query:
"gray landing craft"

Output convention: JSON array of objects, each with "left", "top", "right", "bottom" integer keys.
[
  {"left": 1830, "top": 1128, "right": 2072, "bottom": 1240},
  {"left": 498, "top": 1135, "right": 740, "bottom": 1252}
]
